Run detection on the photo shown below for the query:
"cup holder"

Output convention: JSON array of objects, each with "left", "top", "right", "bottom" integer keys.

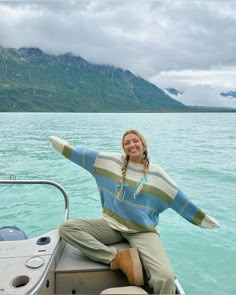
[{"left": 11, "top": 275, "right": 30, "bottom": 288}]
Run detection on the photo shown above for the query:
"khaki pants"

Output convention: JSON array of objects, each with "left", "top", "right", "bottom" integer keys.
[{"left": 59, "top": 218, "right": 176, "bottom": 294}]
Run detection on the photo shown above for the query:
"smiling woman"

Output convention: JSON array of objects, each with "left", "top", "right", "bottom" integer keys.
[
  {"left": 118, "top": 130, "right": 149, "bottom": 199},
  {"left": 49, "top": 129, "right": 219, "bottom": 294},
  {"left": 122, "top": 130, "right": 146, "bottom": 164}
]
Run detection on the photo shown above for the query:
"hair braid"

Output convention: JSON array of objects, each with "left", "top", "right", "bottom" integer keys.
[
  {"left": 116, "top": 155, "right": 129, "bottom": 198},
  {"left": 143, "top": 150, "right": 150, "bottom": 177}
]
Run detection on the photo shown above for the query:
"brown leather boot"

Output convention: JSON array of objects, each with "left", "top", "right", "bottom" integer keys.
[{"left": 111, "top": 248, "right": 144, "bottom": 286}]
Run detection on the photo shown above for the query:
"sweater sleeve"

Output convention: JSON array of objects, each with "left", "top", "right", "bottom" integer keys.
[
  {"left": 49, "top": 136, "right": 98, "bottom": 175},
  {"left": 170, "top": 188, "right": 220, "bottom": 229}
]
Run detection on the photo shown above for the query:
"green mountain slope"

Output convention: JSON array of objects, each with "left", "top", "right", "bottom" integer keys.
[{"left": 0, "top": 47, "right": 189, "bottom": 112}]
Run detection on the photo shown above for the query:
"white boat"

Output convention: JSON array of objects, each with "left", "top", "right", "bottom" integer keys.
[{"left": 0, "top": 179, "right": 185, "bottom": 294}]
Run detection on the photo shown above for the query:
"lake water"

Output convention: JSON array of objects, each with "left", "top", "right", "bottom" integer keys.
[{"left": 0, "top": 112, "right": 235, "bottom": 294}]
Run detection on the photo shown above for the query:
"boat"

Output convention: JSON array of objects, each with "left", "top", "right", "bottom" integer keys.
[{"left": 0, "top": 179, "right": 185, "bottom": 294}]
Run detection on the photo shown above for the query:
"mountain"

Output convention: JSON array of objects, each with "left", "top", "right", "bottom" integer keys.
[
  {"left": 0, "top": 47, "right": 189, "bottom": 112},
  {"left": 220, "top": 91, "right": 236, "bottom": 98},
  {"left": 165, "top": 88, "right": 183, "bottom": 96}
]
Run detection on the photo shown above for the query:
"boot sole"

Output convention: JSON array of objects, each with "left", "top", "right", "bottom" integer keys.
[{"left": 129, "top": 248, "right": 144, "bottom": 286}]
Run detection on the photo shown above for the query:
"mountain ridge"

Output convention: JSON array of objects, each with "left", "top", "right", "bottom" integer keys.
[
  {"left": 1, "top": 47, "right": 235, "bottom": 112},
  {"left": 0, "top": 47, "right": 189, "bottom": 112}
]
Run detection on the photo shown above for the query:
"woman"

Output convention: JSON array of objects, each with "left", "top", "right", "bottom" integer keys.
[{"left": 49, "top": 130, "right": 219, "bottom": 294}]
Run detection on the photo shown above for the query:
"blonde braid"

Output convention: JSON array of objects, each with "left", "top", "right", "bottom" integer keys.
[
  {"left": 143, "top": 150, "right": 150, "bottom": 177},
  {"left": 116, "top": 155, "right": 129, "bottom": 198}
]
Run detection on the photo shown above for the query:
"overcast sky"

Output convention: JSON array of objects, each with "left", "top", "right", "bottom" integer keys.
[{"left": 1, "top": 0, "right": 236, "bottom": 108}]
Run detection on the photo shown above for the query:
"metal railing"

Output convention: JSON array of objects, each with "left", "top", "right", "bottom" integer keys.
[{"left": 0, "top": 178, "right": 69, "bottom": 220}]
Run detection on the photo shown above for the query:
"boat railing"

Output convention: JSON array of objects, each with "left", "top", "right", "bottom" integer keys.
[{"left": 0, "top": 178, "right": 69, "bottom": 220}]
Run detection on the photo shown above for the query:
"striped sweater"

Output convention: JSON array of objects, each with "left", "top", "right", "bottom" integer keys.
[{"left": 50, "top": 136, "right": 219, "bottom": 233}]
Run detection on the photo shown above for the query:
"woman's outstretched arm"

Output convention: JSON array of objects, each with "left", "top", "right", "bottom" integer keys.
[
  {"left": 49, "top": 136, "right": 98, "bottom": 174},
  {"left": 170, "top": 188, "right": 220, "bottom": 229}
]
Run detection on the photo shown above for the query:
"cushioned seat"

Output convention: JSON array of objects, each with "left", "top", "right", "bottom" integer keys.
[{"left": 100, "top": 286, "right": 148, "bottom": 294}]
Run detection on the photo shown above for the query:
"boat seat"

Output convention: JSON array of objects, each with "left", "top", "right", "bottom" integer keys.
[
  {"left": 55, "top": 241, "right": 143, "bottom": 294},
  {"left": 56, "top": 241, "right": 130, "bottom": 273},
  {"left": 100, "top": 286, "right": 148, "bottom": 294}
]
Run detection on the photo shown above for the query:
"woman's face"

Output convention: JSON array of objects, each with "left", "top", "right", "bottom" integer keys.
[{"left": 123, "top": 133, "right": 145, "bottom": 164}]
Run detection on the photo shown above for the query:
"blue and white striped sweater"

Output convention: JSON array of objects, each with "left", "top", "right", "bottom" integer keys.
[{"left": 50, "top": 136, "right": 220, "bottom": 232}]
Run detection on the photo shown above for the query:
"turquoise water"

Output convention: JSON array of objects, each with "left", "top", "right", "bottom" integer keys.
[{"left": 0, "top": 112, "right": 235, "bottom": 294}]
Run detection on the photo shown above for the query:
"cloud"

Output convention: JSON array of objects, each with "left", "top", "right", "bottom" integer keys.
[
  {"left": 150, "top": 68, "right": 236, "bottom": 107},
  {"left": 0, "top": 0, "right": 236, "bottom": 107},
  {"left": 176, "top": 85, "right": 236, "bottom": 108}
]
